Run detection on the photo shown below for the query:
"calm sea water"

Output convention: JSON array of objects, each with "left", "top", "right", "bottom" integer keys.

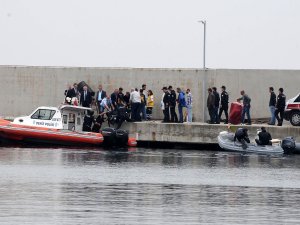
[{"left": 0, "top": 146, "right": 300, "bottom": 225}]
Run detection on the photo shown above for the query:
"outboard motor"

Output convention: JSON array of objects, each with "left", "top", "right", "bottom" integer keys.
[
  {"left": 101, "top": 127, "right": 129, "bottom": 147},
  {"left": 102, "top": 127, "right": 117, "bottom": 146},
  {"left": 281, "top": 137, "right": 296, "bottom": 154},
  {"left": 115, "top": 129, "right": 129, "bottom": 147}
]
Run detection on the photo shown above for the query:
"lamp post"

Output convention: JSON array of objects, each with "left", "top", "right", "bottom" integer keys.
[
  {"left": 198, "top": 20, "right": 207, "bottom": 122},
  {"left": 198, "top": 20, "right": 206, "bottom": 69}
]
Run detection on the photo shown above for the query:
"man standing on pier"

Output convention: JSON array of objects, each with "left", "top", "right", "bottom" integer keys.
[
  {"left": 275, "top": 88, "right": 286, "bottom": 126},
  {"left": 80, "top": 85, "right": 92, "bottom": 108},
  {"left": 212, "top": 87, "right": 220, "bottom": 124},
  {"left": 237, "top": 90, "right": 251, "bottom": 125},
  {"left": 177, "top": 87, "right": 186, "bottom": 123},
  {"left": 162, "top": 87, "right": 170, "bottom": 122},
  {"left": 130, "top": 88, "right": 141, "bottom": 121},
  {"left": 219, "top": 85, "right": 229, "bottom": 124},
  {"left": 268, "top": 87, "right": 276, "bottom": 125},
  {"left": 96, "top": 84, "right": 106, "bottom": 113},
  {"left": 207, "top": 88, "right": 215, "bottom": 124},
  {"left": 168, "top": 86, "right": 178, "bottom": 122},
  {"left": 186, "top": 89, "right": 193, "bottom": 122}
]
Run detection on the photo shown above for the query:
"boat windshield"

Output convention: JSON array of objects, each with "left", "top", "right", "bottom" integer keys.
[{"left": 31, "top": 109, "right": 56, "bottom": 120}]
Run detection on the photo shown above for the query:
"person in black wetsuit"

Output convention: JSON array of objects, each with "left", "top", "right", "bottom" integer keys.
[
  {"left": 82, "top": 110, "right": 95, "bottom": 132},
  {"left": 115, "top": 104, "right": 131, "bottom": 129},
  {"left": 92, "top": 112, "right": 106, "bottom": 133},
  {"left": 234, "top": 128, "right": 250, "bottom": 149},
  {"left": 255, "top": 127, "right": 272, "bottom": 145}
]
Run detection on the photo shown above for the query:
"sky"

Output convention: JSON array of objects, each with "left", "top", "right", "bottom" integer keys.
[{"left": 0, "top": 0, "right": 300, "bottom": 69}]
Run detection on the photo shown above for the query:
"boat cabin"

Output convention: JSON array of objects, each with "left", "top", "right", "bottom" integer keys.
[
  {"left": 60, "top": 105, "right": 92, "bottom": 131},
  {"left": 12, "top": 105, "right": 92, "bottom": 132}
]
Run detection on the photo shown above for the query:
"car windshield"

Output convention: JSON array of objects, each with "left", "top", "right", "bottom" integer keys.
[{"left": 294, "top": 95, "right": 300, "bottom": 102}]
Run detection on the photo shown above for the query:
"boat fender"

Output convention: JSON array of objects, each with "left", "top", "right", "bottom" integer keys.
[{"left": 128, "top": 137, "right": 137, "bottom": 147}]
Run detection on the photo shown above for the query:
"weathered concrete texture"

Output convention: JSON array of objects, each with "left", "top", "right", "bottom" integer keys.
[
  {"left": 0, "top": 66, "right": 299, "bottom": 122},
  {"left": 123, "top": 121, "right": 300, "bottom": 144}
]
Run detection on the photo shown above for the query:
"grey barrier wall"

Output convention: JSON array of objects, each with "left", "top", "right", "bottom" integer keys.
[{"left": 0, "top": 66, "right": 299, "bottom": 121}]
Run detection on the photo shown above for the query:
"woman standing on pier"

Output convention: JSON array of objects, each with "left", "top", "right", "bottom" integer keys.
[{"left": 146, "top": 90, "right": 154, "bottom": 120}]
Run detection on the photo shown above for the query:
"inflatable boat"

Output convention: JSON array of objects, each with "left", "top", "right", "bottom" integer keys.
[
  {"left": 218, "top": 131, "right": 300, "bottom": 154},
  {"left": 217, "top": 131, "right": 284, "bottom": 154},
  {"left": 0, "top": 105, "right": 137, "bottom": 147}
]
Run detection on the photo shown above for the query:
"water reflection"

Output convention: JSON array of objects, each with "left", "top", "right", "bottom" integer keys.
[{"left": 0, "top": 147, "right": 300, "bottom": 224}]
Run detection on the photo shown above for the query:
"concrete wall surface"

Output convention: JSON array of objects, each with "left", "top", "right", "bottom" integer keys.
[{"left": 0, "top": 66, "right": 299, "bottom": 122}]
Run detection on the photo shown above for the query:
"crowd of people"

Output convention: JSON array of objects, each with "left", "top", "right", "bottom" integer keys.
[
  {"left": 160, "top": 86, "right": 193, "bottom": 123},
  {"left": 206, "top": 86, "right": 287, "bottom": 126},
  {"left": 64, "top": 82, "right": 194, "bottom": 125},
  {"left": 64, "top": 82, "right": 287, "bottom": 128},
  {"left": 64, "top": 83, "right": 157, "bottom": 130}
]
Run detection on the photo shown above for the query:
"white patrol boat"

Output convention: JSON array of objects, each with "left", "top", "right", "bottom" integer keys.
[{"left": 0, "top": 105, "right": 104, "bottom": 146}]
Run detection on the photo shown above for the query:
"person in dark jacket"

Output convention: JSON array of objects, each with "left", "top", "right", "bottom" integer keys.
[
  {"left": 255, "top": 127, "right": 272, "bottom": 145},
  {"left": 139, "top": 89, "right": 147, "bottom": 120},
  {"left": 110, "top": 89, "right": 119, "bottom": 108},
  {"left": 219, "top": 85, "right": 229, "bottom": 124},
  {"left": 115, "top": 104, "right": 131, "bottom": 129},
  {"left": 117, "top": 87, "right": 125, "bottom": 106},
  {"left": 275, "top": 88, "right": 286, "bottom": 126},
  {"left": 212, "top": 87, "right": 220, "bottom": 124},
  {"left": 234, "top": 127, "right": 250, "bottom": 149},
  {"left": 80, "top": 85, "right": 93, "bottom": 108},
  {"left": 168, "top": 86, "right": 178, "bottom": 122},
  {"left": 82, "top": 110, "right": 95, "bottom": 132},
  {"left": 268, "top": 87, "right": 277, "bottom": 125},
  {"left": 64, "top": 84, "right": 76, "bottom": 104},
  {"left": 207, "top": 88, "right": 215, "bottom": 124},
  {"left": 92, "top": 113, "right": 105, "bottom": 133},
  {"left": 237, "top": 90, "right": 251, "bottom": 125},
  {"left": 162, "top": 87, "right": 171, "bottom": 122}
]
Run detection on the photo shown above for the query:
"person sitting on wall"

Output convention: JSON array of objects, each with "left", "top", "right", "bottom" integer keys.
[
  {"left": 82, "top": 110, "right": 95, "bottom": 132},
  {"left": 255, "top": 127, "right": 272, "bottom": 146},
  {"left": 234, "top": 127, "right": 250, "bottom": 149}
]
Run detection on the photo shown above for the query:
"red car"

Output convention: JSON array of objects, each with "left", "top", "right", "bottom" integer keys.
[{"left": 284, "top": 93, "right": 300, "bottom": 126}]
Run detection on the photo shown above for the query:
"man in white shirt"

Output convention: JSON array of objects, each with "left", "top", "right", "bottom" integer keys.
[
  {"left": 130, "top": 88, "right": 141, "bottom": 121},
  {"left": 100, "top": 95, "right": 114, "bottom": 112},
  {"left": 186, "top": 88, "right": 193, "bottom": 122},
  {"left": 96, "top": 84, "right": 107, "bottom": 113}
]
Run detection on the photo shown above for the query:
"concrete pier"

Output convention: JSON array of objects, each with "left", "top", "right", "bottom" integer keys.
[{"left": 123, "top": 121, "right": 300, "bottom": 145}]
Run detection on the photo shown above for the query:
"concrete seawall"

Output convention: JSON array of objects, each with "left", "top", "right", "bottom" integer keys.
[
  {"left": 123, "top": 121, "right": 300, "bottom": 145},
  {"left": 1, "top": 66, "right": 300, "bottom": 122}
]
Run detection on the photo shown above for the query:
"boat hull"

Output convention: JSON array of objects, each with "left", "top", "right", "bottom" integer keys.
[{"left": 0, "top": 119, "right": 103, "bottom": 147}]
